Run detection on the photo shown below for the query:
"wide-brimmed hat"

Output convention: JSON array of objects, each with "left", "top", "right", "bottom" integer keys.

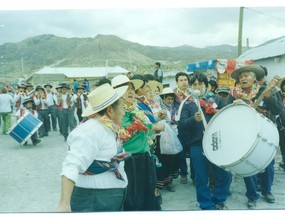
[
  {"left": 231, "top": 65, "right": 265, "bottom": 81},
  {"left": 44, "top": 83, "right": 53, "bottom": 88},
  {"left": 111, "top": 74, "right": 144, "bottom": 91},
  {"left": 35, "top": 85, "right": 45, "bottom": 91},
  {"left": 279, "top": 77, "right": 285, "bottom": 89},
  {"left": 76, "top": 85, "right": 85, "bottom": 90},
  {"left": 82, "top": 83, "right": 128, "bottom": 117},
  {"left": 160, "top": 87, "right": 175, "bottom": 96},
  {"left": 147, "top": 80, "right": 163, "bottom": 94},
  {"left": 18, "top": 84, "right": 26, "bottom": 89},
  {"left": 23, "top": 98, "right": 34, "bottom": 105},
  {"left": 60, "top": 83, "right": 70, "bottom": 89},
  {"left": 25, "top": 83, "right": 34, "bottom": 88},
  {"left": 216, "top": 86, "right": 230, "bottom": 94}
]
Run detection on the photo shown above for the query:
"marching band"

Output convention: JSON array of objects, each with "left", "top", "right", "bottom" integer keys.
[{"left": 1, "top": 66, "right": 285, "bottom": 212}]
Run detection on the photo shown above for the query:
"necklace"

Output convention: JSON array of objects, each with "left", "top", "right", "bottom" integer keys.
[{"left": 233, "top": 84, "right": 260, "bottom": 105}]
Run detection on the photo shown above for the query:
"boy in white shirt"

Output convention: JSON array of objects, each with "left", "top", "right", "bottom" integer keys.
[{"left": 15, "top": 98, "right": 41, "bottom": 146}]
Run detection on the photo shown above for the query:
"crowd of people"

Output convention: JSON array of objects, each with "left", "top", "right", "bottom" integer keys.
[{"left": 1, "top": 63, "right": 285, "bottom": 212}]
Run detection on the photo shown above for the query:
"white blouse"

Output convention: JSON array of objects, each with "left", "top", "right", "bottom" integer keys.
[{"left": 61, "top": 118, "right": 128, "bottom": 189}]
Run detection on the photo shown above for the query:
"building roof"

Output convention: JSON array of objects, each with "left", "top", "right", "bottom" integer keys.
[
  {"left": 34, "top": 66, "right": 129, "bottom": 79},
  {"left": 238, "top": 36, "right": 285, "bottom": 61}
]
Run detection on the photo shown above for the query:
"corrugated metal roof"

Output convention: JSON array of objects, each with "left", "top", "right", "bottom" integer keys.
[
  {"left": 35, "top": 66, "right": 128, "bottom": 78},
  {"left": 238, "top": 36, "right": 285, "bottom": 61}
]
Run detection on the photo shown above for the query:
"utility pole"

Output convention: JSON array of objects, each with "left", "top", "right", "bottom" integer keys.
[
  {"left": 238, "top": 7, "right": 244, "bottom": 57},
  {"left": 128, "top": 48, "right": 132, "bottom": 71},
  {"left": 21, "top": 58, "right": 24, "bottom": 75}
]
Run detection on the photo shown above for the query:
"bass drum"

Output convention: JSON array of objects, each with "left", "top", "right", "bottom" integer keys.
[{"left": 202, "top": 103, "right": 279, "bottom": 177}]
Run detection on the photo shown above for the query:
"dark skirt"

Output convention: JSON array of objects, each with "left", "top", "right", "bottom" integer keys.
[
  {"left": 71, "top": 187, "right": 126, "bottom": 212},
  {"left": 155, "top": 136, "right": 180, "bottom": 189},
  {"left": 124, "top": 152, "right": 161, "bottom": 211}
]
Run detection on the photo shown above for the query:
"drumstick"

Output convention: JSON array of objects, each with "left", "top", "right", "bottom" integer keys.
[{"left": 193, "top": 90, "right": 208, "bottom": 128}]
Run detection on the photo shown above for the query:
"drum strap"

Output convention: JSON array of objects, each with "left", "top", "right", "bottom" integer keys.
[
  {"left": 20, "top": 108, "right": 35, "bottom": 117},
  {"left": 175, "top": 95, "right": 193, "bottom": 121}
]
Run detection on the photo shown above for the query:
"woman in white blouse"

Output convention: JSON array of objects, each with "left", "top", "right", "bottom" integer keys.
[{"left": 56, "top": 83, "right": 128, "bottom": 212}]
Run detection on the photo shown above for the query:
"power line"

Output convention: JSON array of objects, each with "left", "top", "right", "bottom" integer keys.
[{"left": 245, "top": 7, "right": 285, "bottom": 24}]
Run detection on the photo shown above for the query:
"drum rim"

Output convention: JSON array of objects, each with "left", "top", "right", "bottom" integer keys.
[{"left": 202, "top": 103, "right": 261, "bottom": 165}]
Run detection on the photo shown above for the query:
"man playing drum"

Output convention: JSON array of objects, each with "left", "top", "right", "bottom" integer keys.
[
  {"left": 15, "top": 98, "right": 41, "bottom": 146},
  {"left": 227, "top": 65, "right": 283, "bottom": 209},
  {"left": 179, "top": 73, "right": 232, "bottom": 210}
]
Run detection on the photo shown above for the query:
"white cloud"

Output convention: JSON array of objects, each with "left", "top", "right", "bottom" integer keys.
[{"left": 0, "top": 7, "right": 285, "bottom": 48}]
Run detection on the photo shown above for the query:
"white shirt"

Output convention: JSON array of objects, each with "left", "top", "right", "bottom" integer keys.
[
  {"left": 34, "top": 96, "right": 48, "bottom": 110},
  {"left": 59, "top": 93, "right": 73, "bottom": 109},
  {"left": 15, "top": 107, "right": 39, "bottom": 119},
  {"left": 61, "top": 119, "right": 128, "bottom": 189},
  {"left": 45, "top": 91, "right": 57, "bottom": 107},
  {"left": 14, "top": 92, "right": 28, "bottom": 110},
  {"left": 0, "top": 93, "right": 13, "bottom": 113}
]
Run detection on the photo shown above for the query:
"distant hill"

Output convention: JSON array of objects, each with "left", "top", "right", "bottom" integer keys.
[{"left": 0, "top": 34, "right": 245, "bottom": 81}]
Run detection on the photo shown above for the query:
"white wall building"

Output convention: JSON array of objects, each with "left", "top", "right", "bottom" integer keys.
[{"left": 238, "top": 36, "right": 285, "bottom": 82}]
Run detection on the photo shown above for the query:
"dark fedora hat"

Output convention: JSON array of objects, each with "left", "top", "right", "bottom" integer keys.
[
  {"left": 25, "top": 83, "right": 34, "bottom": 87},
  {"left": 35, "top": 85, "right": 45, "bottom": 91},
  {"left": 231, "top": 65, "right": 265, "bottom": 81},
  {"left": 44, "top": 83, "right": 53, "bottom": 88},
  {"left": 17, "top": 84, "right": 27, "bottom": 89},
  {"left": 76, "top": 85, "right": 85, "bottom": 90},
  {"left": 216, "top": 86, "right": 230, "bottom": 94},
  {"left": 23, "top": 97, "right": 34, "bottom": 105},
  {"left": 60, "top": 83, "right": 70, "bottom": 89}
]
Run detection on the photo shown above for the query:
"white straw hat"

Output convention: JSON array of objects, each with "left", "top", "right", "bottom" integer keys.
[
  {"left": 147, "top": 80, "right": 163, "bottom": 93},
  {"left": 160, "top": 87, "right": 175, "bottom": 96},
  {"left": 111, "top": 74, "right": 143, "bottom": 90},
  {"left": 82, "top": 83, "right": 128, "bottom": 117}
]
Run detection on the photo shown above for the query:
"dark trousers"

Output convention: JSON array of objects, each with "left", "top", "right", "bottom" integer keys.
[
  {"left": 58, "top": 109, "right": 75, "bottom": 139},
  {"left": 244, "top": 159, "right": 275, "bottom": 200},
  {"left": 279, "top": 129, "right": 285, "bottom": 161},
  {"left": 37, "top": 109, "right": 49, "bottom": 136},
  {"left": 76, "top": 108, "right": 83, "bottom": 123},
  {"left": 190, "top": 145, "right": 232, "bottom": 210},
  {"left": 71, "top": 187, "right": 126, "bottom": 212}
]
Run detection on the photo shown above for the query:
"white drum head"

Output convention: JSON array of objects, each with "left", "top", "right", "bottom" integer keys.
[{"left": 203, "top": 104, "right": 259, "bottom": 166}]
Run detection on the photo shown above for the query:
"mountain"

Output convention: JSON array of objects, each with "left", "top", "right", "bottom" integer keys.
[{"left": 0, "top": 34, "right": 242, "bottom": 81}]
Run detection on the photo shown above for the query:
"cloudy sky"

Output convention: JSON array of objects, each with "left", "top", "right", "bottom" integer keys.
[{"left": 1, "top": 0, "right": 285, "bottom": 48}]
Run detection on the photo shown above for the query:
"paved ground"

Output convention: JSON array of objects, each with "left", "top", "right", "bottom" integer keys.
[{"left": 1, "top": 120, "right": 285, "bottom": 212}]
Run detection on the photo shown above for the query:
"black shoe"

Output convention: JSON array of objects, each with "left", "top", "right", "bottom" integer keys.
[
  {"left": 23, "top": 141, "right": 28, "bottom": 146},
  {"left": 215, "top": 204, "right": 228, "bottom": 210},
  {"left": 33, "top": 139, "right": 41, "bottom": 145},
  {"left": 166, "top": 183, "right": 176, "bottom": 192},
  {"left": 247, "top": 199, "right": 256, "bottom": 209},
  {"left": 156, "top": 195, "right": 162, "bottom": 205},
  {"left": 262, "top": 192, "right": 275, "bottom": 203},
  {"left": 279, "top": 162, "right": 285, "bottom": 171},
  {"left": 39, "top": 134, "right": 44, "bottom": 138}
]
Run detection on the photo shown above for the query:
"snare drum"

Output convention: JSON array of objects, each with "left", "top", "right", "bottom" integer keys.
[
  {"left": 203, "top": 103, "right": 279, "bottom": 177},
  {"left": 8, "top": 112, "right": 43, "bottom": 145}
]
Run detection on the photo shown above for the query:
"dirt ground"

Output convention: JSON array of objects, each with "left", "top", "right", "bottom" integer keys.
[{"left": 1, "top": 124, "right": 285, "bottom": 213}]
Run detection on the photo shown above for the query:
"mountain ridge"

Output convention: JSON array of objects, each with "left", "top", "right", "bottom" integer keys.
[{"left": 0, "top": 34, "right": 272, "bottom": 81}]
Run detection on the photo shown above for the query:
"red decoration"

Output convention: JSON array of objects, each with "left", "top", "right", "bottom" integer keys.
[{"left": 199, "top": 100, "right": 218, "bottom": 115}]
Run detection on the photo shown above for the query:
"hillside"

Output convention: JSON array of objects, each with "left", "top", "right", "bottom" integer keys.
[{"left": 0, "top": 34, "right": 242, "bottom": 81}]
